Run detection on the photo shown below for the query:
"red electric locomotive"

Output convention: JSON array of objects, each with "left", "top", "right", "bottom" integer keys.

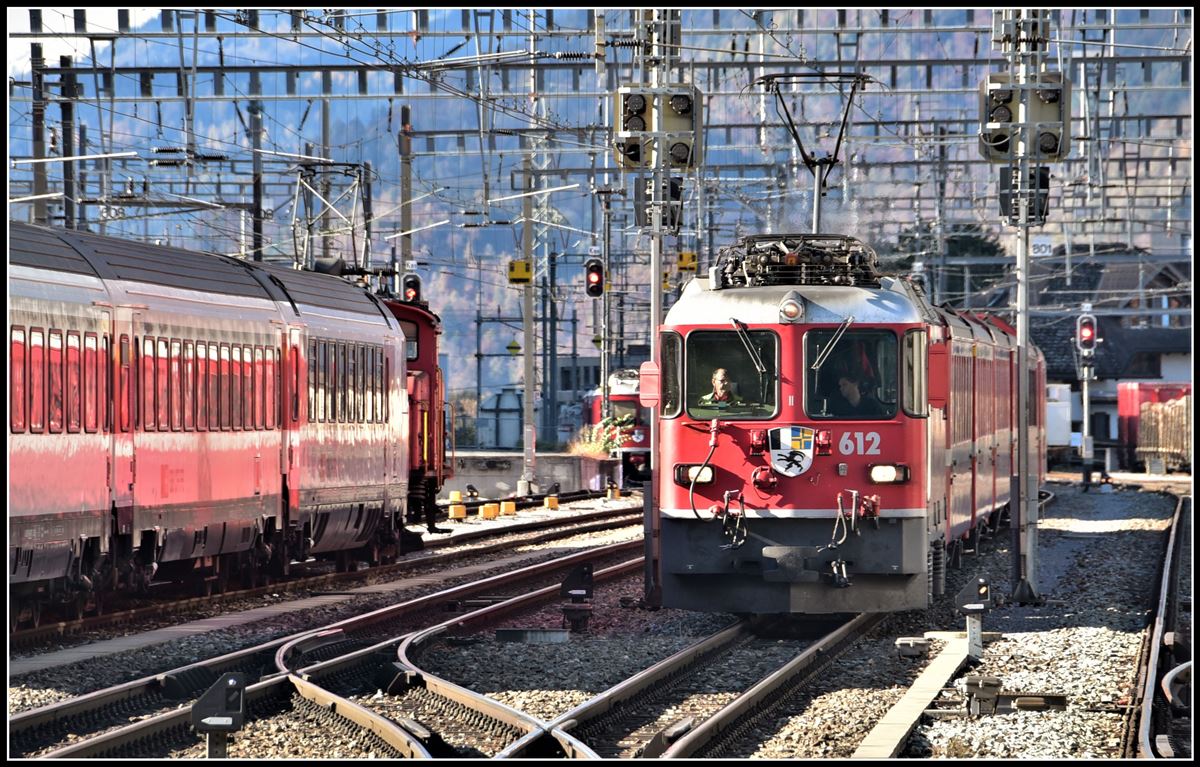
[
  {"left": 583, "top": 369, "right": 652, "bottom": 484},
  {"left": 380, "top": 297, "right": 454, "bottom": 531},
  {"left": 8, "top": 222, "right": 416, "bottom": 626},
  {"left": 640, "top": 234, "right": 1046, "bottom": 615}
]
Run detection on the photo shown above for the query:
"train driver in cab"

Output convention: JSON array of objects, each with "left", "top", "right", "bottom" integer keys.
[
  {"left": 827, "top": 360, "right": 885, "bottom": 418},
  {"left": 699, "top": 367, "right": 742, "bottom": 407}
]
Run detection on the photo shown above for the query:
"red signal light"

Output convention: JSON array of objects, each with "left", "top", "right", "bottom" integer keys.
[
  {"left": 1076, "top": 314, "right": 1097, "bottom": 352},
  {"left": 401, "top": 274, "right": 422, "bottom": 303},
  {"left": 584, "top": 259, "right": 604, "bottom": 298}
]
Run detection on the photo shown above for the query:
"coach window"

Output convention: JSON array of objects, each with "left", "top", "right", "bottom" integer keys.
[
  {"left": 118, "top": 335, "right": 131, "bottom": 432},
  {"left": 346, "top": 343, "right": 357, "bottom": 423},
  {"left": 231, "top": 345, "right": 243, "bottom": 430},
  {"left": 326, "top": 341, "right": 336, "bottom": 422},
  {"left": 208, "top": 342, "right": 220, "bottom": 430},
  {"left": 319, "top": 340, "right": 329, "bottom": 422},
  {"left": 312, "top": 343, "right": 321, "bottom": 422},
  {"left": 48, "top": 330, "right": 64, "bottom": 433},
  {"left": 330, "top": 342, "right": 339, "bottom": 422},
  {"left": 29, "top": 329, "right": 45, "bottom": 432},
  {"left": 169, "top": 339, "right": 182, "bottom": 431},
  {"left": 11, "top": 328, "right": 26, "bottom": 432},
  {"left": 358, "top": 345, "right": 367, "bottom": 422},
  {"left": 805, "top": 330, "right": 897, "bottom": 420},
  {"left": 66, "top": 331, "right": 82, "bottom": 433},
  {"left": 242, "top": 345, "right": 254, "bottom": 429},
  {"left": 183, "top": 341, "right": 194, "bottom": 430},
  {"left": 264, "top": 348, "right": 275, "bottom": 429},
  {"left": 384, "top": 357, "right": 390, "bottom": 421},
  {"left": 902, "top": 330, "right": 928, "bottom": 418},
  {"left": 339, "top": 343, "right": 349, "bottom": 422},
  {"left": 315, "top": 340, "right": 325, "bottom": 422},
  {"left": 685, "top": 329, "right": 778, "bottom": 420},
  {"left": 242, "top": 346, "right": 252, "bottom": 428},
  {"left": 241, "top": 345, "right": 249, "bottom": 428},
  {"left": 155, "top": 338, "right": 168, "bottom": 430},
  {"left": 287, "top": 345, "right": 297, "bottom": 423},
  {"left": 101, "top": 335, "right": 111, "bottom": 432},
  {"left": 84, "top": 334, "right": 99, "bottom": 432},
  {"left": 218, "top": 344, "right": 231, "bottom": 430},
  {"left": 660, "top": 332, "right": 682, "bottom": 418},
  {"left": 365, "top": 347, "right": 375, "bottom": 422},
  {"left": 352, "top": 345, "right": 362, "bottom": 422},
  {"left": 248, "top": 345, "right": 260, "bottom": 429},
  {"left": 196, "top": 343, "right": 208, "bottom": 430},
  {"left": 375, "top": 346, "right": 383, "bottom": 421}
]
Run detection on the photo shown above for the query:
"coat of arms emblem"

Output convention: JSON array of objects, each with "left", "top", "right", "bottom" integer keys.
[{"left": 769, "top": 426, "right": 815, "bottom": 477}]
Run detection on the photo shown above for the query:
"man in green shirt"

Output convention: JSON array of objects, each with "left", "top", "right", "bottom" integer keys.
[{"left": 699, "top": 368, "right": 742, "bottom": 406}]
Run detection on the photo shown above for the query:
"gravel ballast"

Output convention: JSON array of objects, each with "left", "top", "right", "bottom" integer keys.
[{"left": 415, "top": 481, "right": 1178, "bottom": 758}]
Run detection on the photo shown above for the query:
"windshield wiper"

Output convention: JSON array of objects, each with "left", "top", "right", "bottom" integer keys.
[
  {"left": 730, "top": 317, "right": 767, "bottom": 376},
  {"left": 810, "top": 315, "right": 855, "bottom": 371}
]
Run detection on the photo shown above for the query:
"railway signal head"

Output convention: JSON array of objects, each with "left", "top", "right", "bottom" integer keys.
[
  {"left": 1076, "top": 314, "right": 1097, "bottom": 354},
  {"left": 979, "top": 74, "right": 1015, "bottom": 162},
  {"left": 614, "top": 89, "right": 649, "bottom": 168},
  {"left": 584, "top": 259, "right": 604, "bottom": 298},
  {"left": 656, "top": 85, "right": 703, "bottom": 169},
  {"left": 1030, "top": 71, "right": 1071, "bottom": 161},
  {"left": 402, "top": 273, "right": 422, "bottom": 303}
]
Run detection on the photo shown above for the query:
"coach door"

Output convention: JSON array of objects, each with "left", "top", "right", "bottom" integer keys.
[
  {"left": 283, "top": 326, "right": 303, "bottom": 507},
  {"left": 111, "top": 310, "right": 139, "bottom": 536}
]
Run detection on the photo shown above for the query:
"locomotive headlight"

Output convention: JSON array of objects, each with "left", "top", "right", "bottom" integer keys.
[
  {"left": 779, "top": 295, "right": 805, "bottom": 323},
  {"left": 674, "top": 464, "right": 714, "bottom": 485},
  {"left": 868, "top": 464, "right": 910, "bottom": 484}
]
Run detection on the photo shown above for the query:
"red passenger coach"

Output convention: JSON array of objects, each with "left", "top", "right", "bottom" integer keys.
[
  {"left": 8, "top": 222, "right": 410, "bottom": 626},
  {"left": 642, "top": 234, "right": 1046, "bottom": 615},
  {"left": 380, "top": 297, "right": 453, "bottom": 530}
]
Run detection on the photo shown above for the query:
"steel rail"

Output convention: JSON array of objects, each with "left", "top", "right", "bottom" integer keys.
[
  {"left": 661, "top": 612, "right": 884, "bottom": 758},
  {"left": 11, "top": 539, "right": 640, "bottom": 757}
]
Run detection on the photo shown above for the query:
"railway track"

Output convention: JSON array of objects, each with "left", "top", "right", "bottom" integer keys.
[
  {"left": 1135, "top": 493, "right": 1192, "bottom": 759},
  {"left": 536, "top": 613, "right": 883, "bottom": 759},
  {"left": 10, "top": 542, "right": 640, "bottom": 758},
  {"left": 12, "top": 497, "right": 634, "bottom": 652},
  {"left": 319, "top": 556, "right": 652, "bottom": 763}
]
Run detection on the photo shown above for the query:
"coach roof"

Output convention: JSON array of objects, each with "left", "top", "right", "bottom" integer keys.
[{"left": 11, "top": 221, "right": 274, "bottom": 300}]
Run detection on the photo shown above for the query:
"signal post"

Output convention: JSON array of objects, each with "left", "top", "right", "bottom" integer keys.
[
  {"left": 981, "top": 10, "right": 1070, "bottom": 605},
  {"left": 1076, "top": 311, "right": 1098, "bottom": 488},
  {"left": 612, "top": 11, "right": 699, "bottom": 607}
]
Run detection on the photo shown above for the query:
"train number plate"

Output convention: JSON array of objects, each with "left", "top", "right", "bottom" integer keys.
[{"left": 839, "top": 431, "right": 882, "bottom": 456}]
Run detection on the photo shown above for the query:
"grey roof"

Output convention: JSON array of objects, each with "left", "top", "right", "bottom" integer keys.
[
  {"left": 12, "top": 221, "right": 271, "bottom": 300},
  {"left": 255, "top": 261, "right": 393, "bottom": 320},
  {"left": 11, "top": 222, "right": 390, "bottom": 320},
  {"left": 10, "top": 221, "right": 102, "bottom": 277}
]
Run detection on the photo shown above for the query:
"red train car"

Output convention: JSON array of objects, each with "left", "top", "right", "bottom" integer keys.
[
  {"left": 9, "top": 222, "right": 411, "bottom": 626},
  {"left": 1117, "top": 381, "right": 1192, "bottom": 469},
  {"left": 583, "top": 369, "right": 651, "bottom": 484},
  {"left": 380, "top": 297, "right": 453, "bottom": 530},
  {"left": 640, "top": 234, "right": 1046, "bottom": 615}
]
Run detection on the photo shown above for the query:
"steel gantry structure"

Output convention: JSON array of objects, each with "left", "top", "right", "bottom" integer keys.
[{"left": 9, "top": 8, "right": 1193, "bottom": 439}]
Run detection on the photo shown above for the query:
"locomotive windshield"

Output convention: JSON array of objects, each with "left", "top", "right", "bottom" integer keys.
[
  {"left": 685, "top": 330, "right": 778, "bottom": 419},
  {"left": 805, "top": 330, "right": 897, "bottom": 419},
  {"left": 611, "top": 399, "right": 648, "bottom": 425}
]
